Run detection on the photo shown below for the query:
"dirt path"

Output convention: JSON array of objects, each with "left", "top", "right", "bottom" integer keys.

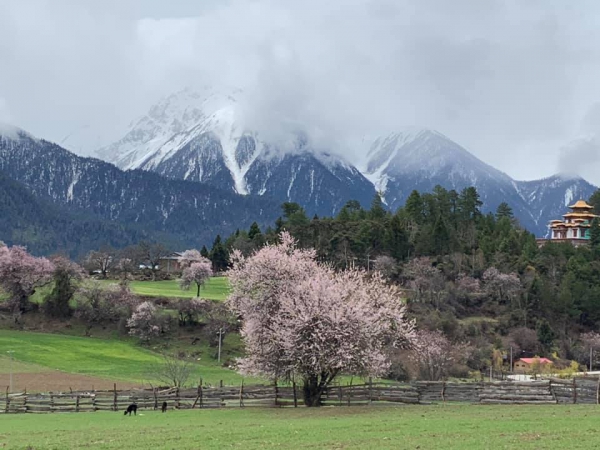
[{"left": 0, "top": 371, "right": 145, "bottom": 393}]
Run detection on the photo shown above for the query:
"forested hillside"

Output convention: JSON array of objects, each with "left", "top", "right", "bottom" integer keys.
[{"left": 221, "top": 185, "right": 600, "bottom": 372}]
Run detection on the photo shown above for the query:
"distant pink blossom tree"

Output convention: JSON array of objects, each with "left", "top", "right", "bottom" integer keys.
[
  {"left": 483, "top": 267, "right": 521, "bottom": 303},
  {"left": 177, "top": 249, "right": 205, "bottom": 269},
  {"left": 409, "top": 330, "right": 467, "bottom": 381},
  {"left": 179, "top": 259, "right": 213, "bottom": 298},
  {"left": 455, "top": 273, "right": 481, "bottom": 300},
  {"left": 229, "top": 232, "right": 414, "bottom": 406},
  {"left": 127, "top": 301, "right": 167, "bottom": 343},
  {"left": 0, "top": 245, "right": 54, "bottom": 312},
  {"left": 403, "top": 257, "right": 446, "bottom": 307}
]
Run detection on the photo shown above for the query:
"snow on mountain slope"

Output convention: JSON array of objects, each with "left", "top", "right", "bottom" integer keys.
[
  {"left": 97, "top": 88, "right": 599, "bottom": 236},
  {"left": 99, "top": 89, "right": 376, "bottom": 214}
]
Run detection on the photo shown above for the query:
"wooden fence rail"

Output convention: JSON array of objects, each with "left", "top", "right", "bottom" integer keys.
[{"left": 2, "top": 378, "right": 599, "bottom": 414}]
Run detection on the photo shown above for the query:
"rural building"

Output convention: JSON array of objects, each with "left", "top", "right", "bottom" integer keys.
[
  {"left": 160, "top": 252, "right": 183, "bottom": 273},
  {"left": 513, "top": 357, "right": 553, "bottom": 373}
]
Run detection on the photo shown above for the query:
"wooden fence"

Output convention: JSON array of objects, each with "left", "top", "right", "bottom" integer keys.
[{"left": 2, "top": 378, "right": 600, "bottom": 414}]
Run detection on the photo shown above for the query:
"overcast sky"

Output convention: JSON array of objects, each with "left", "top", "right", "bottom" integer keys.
[{"left": 2, "top": 0, "right": 600, "bottom": 183}]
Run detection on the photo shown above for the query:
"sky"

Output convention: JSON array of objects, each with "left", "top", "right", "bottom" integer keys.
[{"left": 1, "top": 0, "right": 600, "bottom": 183}]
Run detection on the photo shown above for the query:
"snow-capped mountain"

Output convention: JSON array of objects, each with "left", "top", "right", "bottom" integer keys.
[
  {"left": 513, "top": 174, "right": 597, "bottom": 236},
  {"left": 95, "top": 88, "right": 598, "bottom": 236},
  {"left": 0, "top": 124, "right": 280, "bottom": 251},
  {"left": 99, "top": 88, "right": 376, "bottom": 215},
  {"left": 363, "top": 129, "right": 598, "bottom": 234}
]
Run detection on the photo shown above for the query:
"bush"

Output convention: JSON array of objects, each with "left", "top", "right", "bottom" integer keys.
[{"left": 127, "top": 301, "right": 169, "bottom": 343}]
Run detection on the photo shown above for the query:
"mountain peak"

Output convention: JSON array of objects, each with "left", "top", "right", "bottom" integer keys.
[{"left": 0, "top": 122, "right": 35, "bottom": 141}]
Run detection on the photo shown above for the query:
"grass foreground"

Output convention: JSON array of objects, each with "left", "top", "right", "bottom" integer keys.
[{"left": 2, "top": 404, "right": 600, "bottom": 449}]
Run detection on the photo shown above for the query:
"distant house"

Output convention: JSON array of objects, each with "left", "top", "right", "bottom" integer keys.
[
  {"left": 160, "top": 252, "right": 183, "bottom": 274},
  {"left": 514, "top": 357, "right": 553, "bottom": 373}
]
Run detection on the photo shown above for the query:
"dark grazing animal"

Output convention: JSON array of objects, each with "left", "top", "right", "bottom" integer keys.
[
  {"left": 161, "top": 401, "right": 167, "bottom": 413},
  {"left": 124, "top": 404, "right": 137, "bottom": 416}
]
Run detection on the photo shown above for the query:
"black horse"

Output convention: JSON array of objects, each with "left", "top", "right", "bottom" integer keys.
[
  {"left": 161, "top": 401, "right": 167, "bottom": 413},
  {"left": 124, "top": 404, "right": 137, "bottom": 416}
]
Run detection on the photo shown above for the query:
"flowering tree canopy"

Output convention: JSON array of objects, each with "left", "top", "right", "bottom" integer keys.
[
  {"left": 0, "top": 245, "right": 54, "bottom": 312},
  {"left": 483, "top": 267, "right": 521, "bottom": 303},
  {"left": 179, "top": 258, "right": 213, "bottom": 297},
  {"left": 127, "top": 301, "right": 167, "bottom": 343},
  {"left": 409, "top": 329, "right": 468, "bottom": 381},
  {"left": 403, "top": 257, "right": 446, "bottom": 307},
  {"left": 178, "top": 249, "right": 205, "bottom": 269},
  {"left": 229, "top": 232, "right": 414, "bottom": 406}
]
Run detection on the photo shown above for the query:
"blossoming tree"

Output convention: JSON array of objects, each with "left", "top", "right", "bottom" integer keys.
[
  {"left": 229, "top": 232, "right": 414, "bottom": 406},
  {"left": 0, "top": 245, "right": 54, "bottom": 312},
  {"left": 178, "top": 250, "right": 213, "bottom": 298}
]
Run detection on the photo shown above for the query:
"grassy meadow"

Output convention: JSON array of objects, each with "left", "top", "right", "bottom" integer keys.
[
  {"left": 0, "top": 330, "right": 249, "bottom": 387},
  {"left": 98, "top": 276, "right": 230, "bottom": 300},
  {"left": 2, "top": 404, "right": 600, "bottom": 449}
]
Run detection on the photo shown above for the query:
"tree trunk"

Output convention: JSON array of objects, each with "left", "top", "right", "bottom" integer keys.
[{"left": 303, "top": 377, "right": 323, "bottom": 407}]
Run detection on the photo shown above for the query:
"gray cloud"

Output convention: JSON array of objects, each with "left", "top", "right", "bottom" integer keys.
[{"left": 1, "top": 0, "right": 600, "bottom": 183}]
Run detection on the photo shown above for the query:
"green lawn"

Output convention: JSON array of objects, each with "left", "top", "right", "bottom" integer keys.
[
  {"left": 1, "top": 404, "right": 600, "bottom": 449},
  {"left": 0, "top": 330, "right": 248, "bottom": 386},
  {"left": 97, "top": 277, "right": 230, "bottom": 300}
]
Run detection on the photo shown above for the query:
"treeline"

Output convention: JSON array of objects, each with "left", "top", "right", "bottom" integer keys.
[{"left": 222, "top": 186, "right": 600, "bottom": 373}]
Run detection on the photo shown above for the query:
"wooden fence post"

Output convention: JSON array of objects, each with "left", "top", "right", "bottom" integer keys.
[
  {"left": 5, "top": 387, "right": 9, "bottom": 414},
  {"left": 92, "top": 395, "right": 97, "bottom": 412},
  {"left": 441, "top": 381, "right": 446, "bottom": 403},
  {"left": 219, "top": 381, "right": 224, "bottom": 407},
  {"left": 368, "top": 377, "right": 373, "bottom": 405},
  {"left": 23, "top": 394, "right": 27, "bottom": 413},
  {"left": 50, "top": 394, "right": 54, "bottom": 413},
  {"left": 199, "top": 383, "right": 203, "bottom": 409},
  {"left": 573, "top": 378, "right": 577, "bottom": 404},
  {"left": 347, "top": 379, "right": 352, "bottom": 406},
  {"left": 239, "top": 380, "right": 244, "bottom": 408},
  {"left": 292, "top": 381, "right": 298, "bottom": 408},
  {"left": 192, "top": 385, "right": 201, "bottom": 409},
  {"left": 596, "top": 377, "right": 600, "bottom": 405},
  {"left": 338, "top": 384, "right": 342, "bottom": 406},
  {"left": 113, "top": 383, "right": 117, "bottom": 411},
  {"left": 76, "top": 395, "right": 80, "bottom": 413},
  {"left": 274, "top": 380, "right": 279, "bottom": 407},
  {"left": 153, "top": 387, "right": 158, "bottom": 410},
  {"left": 175, "top": 387, "right": 180, "bottom": 409}
]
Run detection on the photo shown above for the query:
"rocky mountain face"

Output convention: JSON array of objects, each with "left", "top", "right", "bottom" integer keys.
[
  {"left": 98, "top": 89, "right": 377, "bottom": 216},
  {"left": 0, "top": 125, "right": 280, "bottom": 254}
]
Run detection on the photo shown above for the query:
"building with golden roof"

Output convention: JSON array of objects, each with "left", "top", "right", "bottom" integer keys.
[{"left": 549, "top": 200, "right": 598, "bottom": 242}]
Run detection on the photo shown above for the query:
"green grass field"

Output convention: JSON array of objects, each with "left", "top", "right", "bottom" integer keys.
[
  {"left": 0, "top": 330, "right": 248, "bottom": 386},
  {"left": 97, "top": 277, "right": 230, "bottom": 300},
  {"left": 1, "top": 404, "right": 599, "bottom": 449}
]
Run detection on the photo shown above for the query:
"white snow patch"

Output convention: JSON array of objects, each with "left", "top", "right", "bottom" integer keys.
[{"left": 564, "top": 187, "right": 574, "bottom": 206}]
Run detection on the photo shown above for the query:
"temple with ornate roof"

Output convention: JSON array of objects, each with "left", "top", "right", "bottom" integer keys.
[{"left": 545, "top": 200, "right": 598, "bottom": 244}]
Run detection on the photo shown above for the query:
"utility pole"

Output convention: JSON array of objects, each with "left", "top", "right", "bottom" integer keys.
[
  {"left": 7, "top": 350, "right": 14, "bottom": 393},
  {"left": 217, "top": 328, "right": 223, "bottom": 363}
]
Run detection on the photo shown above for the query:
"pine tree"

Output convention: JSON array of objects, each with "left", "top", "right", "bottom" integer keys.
[
  {"left": 405, "top": 190, "right": 424, "bottom": 224},
  {"left": 200, "top": 245, "right": 209, "bottom": 258},
  {"left": 496, "top": 202, "right": 513, "bottom": 219},
  {"left": 209, "top": 235, "right": 229, "bottom": 272},
  {"left": 590, "top": 218, "right": 600, "bottom": 252},
  {"left": 248, "top": 222, "right": 262, "bottom": 240},
  {"left": 370, "top": 193, "right": 387, "bottom": 220}
]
